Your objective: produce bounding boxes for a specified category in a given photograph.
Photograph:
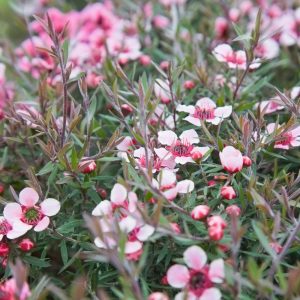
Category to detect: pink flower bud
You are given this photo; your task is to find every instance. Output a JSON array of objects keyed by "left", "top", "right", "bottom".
[
  {"left": 78, "top": 160, "right": 97, "bottom": 174},
  {"left": 219, "top": 146, "right": 243, "bottom": 173},
  {"left": 159, "top": 61, "right": 170, "bottom": 71},
  {"left": 208, "top": 225, "right": 224, "bottom": 241},
  {"left": 183, "top": 80, "right": 195, "bottom": 90},
  {"left": 226, "top": 205, "right": 241, "bottom": 216},
  {"left": 153, "top": 15, "right": 170, "bottom": 29},
  {"left": 18, "top": 238, "right": 35, "bottom": 252},
  {"left": 242, "top": 156, "right": 252, "bottom": 167},
  {"left": 270, "top": 242, "right": 283, "bottom": 254},
  {"left": 207, "top": 215, "right": 227, "bottom": 229},
  {"left": 208, "top": 180, "right": 217, "bottom": 187},
  {"left": 170, "top": 222, "right": 181, "bottom": 234},
  {"left": 0, "top": 184, "right": 4, "bottom": 194},
  {"left": 139, "top": 55, "right": 151, "bottom": 66},
  {"left": 229, "top": 8, "right": 240, "bottom": 22},
  {"left": 0, "top": 242, "right": 9, "bottom": 257},
  {"left": 97, "top": 188, "right": 107, "bottom": 199},
  {"left": 214, "top": 17, "right": 229, "bottom": 39},
  {"left": 221, "top": 186, "right": 237, "bottom": 200},
  {"left": 191, "top": 205, "right": 210, "bottom": 220},
  {"left": 192, "top": 151, "right": 203, "bottom": 162}
]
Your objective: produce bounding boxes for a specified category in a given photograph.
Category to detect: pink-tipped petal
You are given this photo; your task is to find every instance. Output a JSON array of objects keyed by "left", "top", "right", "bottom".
[
  {"left": 159, "top": 169, "right": 177, "bottom": 188},
  {"left": 19, "top": 187, "right": 39, "bottom": 207},
  {"left": 199, "top": 288, "right": 221, "bottom": 300},
  {"left": 177, "top": 104, "right": 195, "bottom": 114},
  {"left": 92, "top": 200, "right": 112, "bottom": 216},
  {"left": 3, "top": 203, "right": 22, "bottom": 221},
  {"left": 158, "top": 130, "right": 177, "bottom": 146},
  {"left": 125, "top": 241, "right": 142, "bottom": 254},
  {"left": 183, "top": 245, "right": 207, "bottom": 271},
  {"left": 167, "top": 264, "right": 190, "bottom": 288},
  {"left": 184, "top": 116, "right": 202, "bottom": 126},
  {"left": 40, "top": 198, "right": 60, "bottom": 216},
  {"left": 209, "top": 259, "right": 225, "bottom": 283},
  {"left": 136, "top": 225, "right": 154, "bottom": 241},
  {"left": 34, "top": 216, "right": 50, "bottom": 232},
  {"left": 179, "top": 129, "right": 199, "bottom": 144},
  {"left": 111, "top": 183, "right": 127, "bottom": 205},
  {"left": 196, "top": 97, "right": 216, "bottom": 110},
  {"left": 214, "top": 106, "right": 232, "bottom": 118},
  {"left": 177, "top": 180, "right": 194, "bottom": 194}
]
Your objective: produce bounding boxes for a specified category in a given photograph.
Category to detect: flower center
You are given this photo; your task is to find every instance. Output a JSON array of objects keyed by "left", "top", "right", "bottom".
[
  {"left": 193, "top": 107, "right": 215, "bottom": 120},
  {"left": 21, "top": 206, "right": 43, "bottom": 225},
  {"left": 168, "top": 140, "right": 193, "bottom": 157},
  {"left": 276, "top": 132, "right": 293, "bottom": 146},
  {"left": 188, "top": 269, "right": 213, "bottom": 297},
  {"left": 0, "top": 220, "right": 12, "bottom": 235}
]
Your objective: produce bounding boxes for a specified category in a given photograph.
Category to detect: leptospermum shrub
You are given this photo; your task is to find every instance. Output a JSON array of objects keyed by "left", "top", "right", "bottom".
[{"left": 0, "top": 0, "right": 300, "bottom": 299}]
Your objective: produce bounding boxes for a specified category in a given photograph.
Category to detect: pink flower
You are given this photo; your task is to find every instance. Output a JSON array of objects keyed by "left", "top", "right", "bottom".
[
  {"left": 156, "top": 129, "right": 210, "bottom": 165},
  {"left": 184, "top": 80, "right": 195, "bottom": 90},
  {"left": 3, "top": 188, "right": 60, "bottom": 235},
  {"left": 213, "top": 44, "right": 260, "bottom": 70},
  {"left": 226, "top": 205, "right": 241, "bottom": 217},
  {"left": 220, "top": 186, "right": 236, "bottom": 200},
  {"left": 167, "top": 245, "right": 224, "bottom": 300},
  {"left": 0, "top": 278, "right": 31, "bottom": 300},
  {"left": 267, "top": 123, "right": 300, "bottom": 150},
  {"left": 177, "top": 97, "right": 232, "bottom": 126},
  {"left": 139, "top": 54, "right": 151, "bottom": 66},
  {"left": 254, "top": 98, "right": 284, "bottom": 114},
  {"left": 219, "top": 146, "right": 243, "bottom": 173},
  {"left": 254, "top": 38, "right": 279, "bottom": 60},
  {"left": 191, "top": 205, "right": 210, "bottom": 220},
  {"left": 92, "top": 183, "right": 154, "bottom": 259},
  {"left": 153, "top": 170, "right": 194, "bottom": 201}
]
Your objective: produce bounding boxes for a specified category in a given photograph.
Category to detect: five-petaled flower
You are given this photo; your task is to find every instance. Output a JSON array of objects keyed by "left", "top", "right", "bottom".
[
  {"left": 3, "top": 187, "right": 60, "bottom": 236},
  {"left": 156, "top": 129, "right": 210, "bottom": 165},
  {"left": 177, "top": 97, "right": 232, "bottom": 126},
  {"left": 167, "top": 245, "right": 224, "bottom": 300}
]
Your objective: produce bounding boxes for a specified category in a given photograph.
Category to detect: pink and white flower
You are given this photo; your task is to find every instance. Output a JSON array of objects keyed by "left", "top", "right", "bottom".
[
  {"left": 213, "top": 44, "right": 260, "bottom": 70},
  {"left": 254, "top": 38, "right": 279, "bottom": 60},
  {"left": 219, "top": 146, "right": 243, "bottom": 173},
  {"left": 267, "top": 123, "right": 300, "bottom": 150},
  {"left": 167, "top": 245, "right": 224, "bottom": 300},
  {"left": 92, "top": 183, "right": 154, "bottom": 260},
  {"left": 177, "top": 97, "right": 232, "bottom": 126},
  {"left": 153, "top": 169, "right": 194, "bottom": 201},
  {"left": 3, "top": 187, "right": 60, "bottom": 235},
  {"left": 156, "top": 129, "right": 210, "bottom": 165},
  {"left": 254, "top": 97, "right": 284, "bottom": 114}
]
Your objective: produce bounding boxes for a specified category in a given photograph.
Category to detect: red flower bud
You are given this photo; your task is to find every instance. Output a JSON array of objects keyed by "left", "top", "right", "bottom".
[
  {"left": 78, "top": 160, "right": 96, "bottom": 174},
  {"left": 0, "top": 242, "right": 10, "bottom": 257},
  {"left": 121, "top": 104, "right": 134, "bottom": 117},
  {"left": 0, "top": 184, "right": 4, "bottom": 194},
  {"left": 208, "top": 180, "right": 217, "bottom": 187},
  {"left": 242, "top": 156, "right": 252, "bottom": 167},
  {"left": 192, "top": 151, "right": 203, "bottom": 162},
  {"left": 208, "top": 225, "right": 224, "bottom": 241},
  {"left": 97, "top": 188, "right": 107, "bottom": 199},
  {"left": 18, "top": 238, "right": 35, "bottom": 252}
]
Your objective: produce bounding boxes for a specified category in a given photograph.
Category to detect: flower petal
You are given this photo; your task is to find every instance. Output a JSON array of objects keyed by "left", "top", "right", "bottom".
[
  {"left": 183, "top": 245, "right": 207, "bottom": 271},
  {"left": 154, "top": 148, "right": 172, "bottom": 160},
  {"left": 184, "top": 116, "right": 201, "bottom": 126},
  {"left": 175, "top": 156, "right": 194, "bottom": 164},
  {"left": 119, "top": 216, "right": 137, "bottom": 233},
  {"left": 179, "top": 129, "right": 199, "bottom": 144},
  {"left": 214, "top": 106, "right": 232, "bottom": 119},
  {"left": 19, "top": 187, "right": 39, "bottom": 207},
  {"left": 196, "top": 97, "right": 216, "bottom": 110},
  {"left": 3, "top": 203, "right": 22, "bottom": 221},
  {"left": 209, "top": 259, "right": 225, "bottom": 283},
  {"left": 177, "top": 104, "right": 195, "bottom": 114},
  {"left": 136, "top": 225, "right": 154, "bottom": 241},
  {"left": 92, "top": 200, "right": 112, "bottom": 216},
  {"left": 158, "top": 130, "right": 177, "bottom": 146},
  {"left": 34, "top": 216, "right": 50, "bottom": 232},
  {"left": 159, "top": 169, "right": 177, "bottom": 188},
  {"left": 40, "top": 198, "right": 61, "bottom": 216},
  {"left": 177, "top": 180, "right": 194, "bottom": 194},
  {"left": 199, "top": 288, "right": 221, "bottom": 300},
  {"left": 111, "top": 183, "right": 127, "bottom": 205},
  {"left": 125, "top": 241, "right": 142, "bottom": 254},
  {"left": 167, "top": 264, "right": 190, "bottom": 288}
]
